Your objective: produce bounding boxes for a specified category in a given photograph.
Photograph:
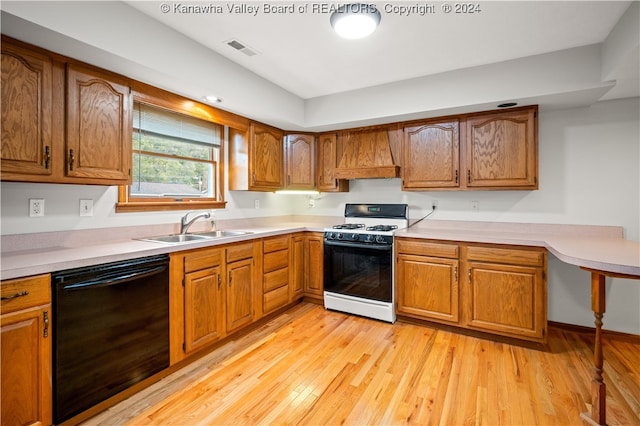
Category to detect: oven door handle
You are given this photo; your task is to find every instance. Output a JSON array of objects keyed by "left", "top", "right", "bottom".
[{"left": 324, "top": 241, "right": 393, "bottom": 251}]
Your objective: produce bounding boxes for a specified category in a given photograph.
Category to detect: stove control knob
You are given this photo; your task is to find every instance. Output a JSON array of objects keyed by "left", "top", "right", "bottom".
[
  {"left": 336, "top": 233, "right": 343, "bottom": 240},
  {"left": 375, "top": 235, "right": 385, "bottom": 244},
  {"left": 351, "top": 234, "right": 359, "bottom": 241},
  {"left": 364, "top": 234, "right": 374, "bottom": 243}
]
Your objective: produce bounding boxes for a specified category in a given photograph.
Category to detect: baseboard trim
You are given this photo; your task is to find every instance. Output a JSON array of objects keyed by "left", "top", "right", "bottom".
[{"left": 548, "top": 321, "right": 640, "bottom": 342}]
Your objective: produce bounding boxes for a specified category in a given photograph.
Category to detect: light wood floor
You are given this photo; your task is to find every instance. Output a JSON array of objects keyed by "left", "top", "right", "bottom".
[{"left": 84, "top": 303, "right": 639, "bottom": 425}]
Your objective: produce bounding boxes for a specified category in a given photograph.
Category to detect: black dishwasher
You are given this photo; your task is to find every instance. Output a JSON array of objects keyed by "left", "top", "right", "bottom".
[{"left": 52, "top": 255, "right": 169, "bottom": 424}]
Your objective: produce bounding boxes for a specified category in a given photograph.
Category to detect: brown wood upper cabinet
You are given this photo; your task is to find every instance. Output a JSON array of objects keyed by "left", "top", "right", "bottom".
[
  {"left": 65, "top": 63, "right": 132, "bottom": 183},
  {"left": 402, "top": 120, "right": 460, "bottom": 189},
  {"left": 465, "top": 107, "right": 537, "bottom": 189},
  {"left": 229, "top": 122, "right": 284, "bottom": 191},
  {"left": 284, "top": 133, "right": 316, "bottom": 190},
  {"left": 250, "top": 122, "right": 284, "bottom": 190},
  {"left": 1, "top": 39, "right": 53, "bottom": 179},
  {"left": 1, "top": 37, "right": 132, "bottom": 185},
  {"left": 316, "top": 133, "right": 349, "bottom": 192},
  {"left": 402, "top": 106, "right": 538, "bottom": 190}
]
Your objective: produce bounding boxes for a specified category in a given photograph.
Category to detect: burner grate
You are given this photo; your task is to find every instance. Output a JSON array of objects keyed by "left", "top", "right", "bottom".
[
  {"left": 332, "top": 223, "right": 365, "bottom": 230},
  {"left": 366, "top": 225, "right": 398, "bottom": 232}
]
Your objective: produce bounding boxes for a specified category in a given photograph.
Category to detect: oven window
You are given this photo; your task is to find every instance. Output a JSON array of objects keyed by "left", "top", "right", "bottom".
[{"left": 324, "top": 244, "right": 392, "bottom": 302}]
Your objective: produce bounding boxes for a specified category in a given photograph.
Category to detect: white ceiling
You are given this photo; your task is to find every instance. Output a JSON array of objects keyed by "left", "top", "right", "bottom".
[
  {"left": 126, "top": 1, "right": 633, "bottom": 99},
  {"left": 1, "top": 1, "right": 638, "bottom": 130}
]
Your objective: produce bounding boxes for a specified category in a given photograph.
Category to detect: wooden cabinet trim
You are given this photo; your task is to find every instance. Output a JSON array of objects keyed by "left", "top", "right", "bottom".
[
  {"left": 1, "top": 274, "right": 51, "bottom": 314},
  {"left": 263, "top": 236, "right": 290, "bottom": 253},
  {"left": 396, "top": 238, "right": 459, "bottom": 258},
  {"left": 184, "top": 248, "right": 223, "bottom": 273},
  {"left": 264, "top": 250, "right": 289, "bottom": 274},
  {"left": 226, "top": 242, "right": 255, "bottom": 263},
  {"left": 465, "top": 244, "right": 545, "bottom": 267}
]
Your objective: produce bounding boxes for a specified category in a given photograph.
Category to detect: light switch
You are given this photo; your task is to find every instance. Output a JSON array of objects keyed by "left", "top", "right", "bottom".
[{"left": 80, "top": 199, "right": 94, "bottom": 217}]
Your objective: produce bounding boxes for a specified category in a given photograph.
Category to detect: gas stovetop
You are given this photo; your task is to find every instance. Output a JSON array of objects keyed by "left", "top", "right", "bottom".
[{"left": 324, "top": 203, "right": 409, "bottom": 245}]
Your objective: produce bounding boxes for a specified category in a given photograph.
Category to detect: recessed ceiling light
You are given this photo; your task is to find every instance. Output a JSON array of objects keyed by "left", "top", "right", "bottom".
[
  {"left": 497, "top": 102, "right": 518, "bottom": 108},
  {"left": 204, "top": 95, "right": 222, "bottom": 104},
  {"left": 330, "top": 4, "right": 381, "bottom": 39}
]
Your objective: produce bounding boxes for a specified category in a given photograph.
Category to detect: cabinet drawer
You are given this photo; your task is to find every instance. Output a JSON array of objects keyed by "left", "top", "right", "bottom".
[
  {"left": 264, "top": 249, "right": 289, "bottom": 273},
  {"left": 466, "top": 245, "right": 545, "bottom": 267},
  {"left": 396, "top": 238, "right": 459, "bottom": 258},
  {"left": 1, "top": 274, "right": 51, "bottom": 313},
  {"left": 264, "top": 267, "right": 289, "bottom": 292},
  {"left": 184, "top": 248, "right": 222, "bottom": 273},
  {"left": 263, "top": 236, "right": 289, "bottom": 253},
  {"left": 263, "top": 285, "right": 289, "bottom": 313},
  {"left": 226, "top": 242, "right": 255, "bottom": 263}
]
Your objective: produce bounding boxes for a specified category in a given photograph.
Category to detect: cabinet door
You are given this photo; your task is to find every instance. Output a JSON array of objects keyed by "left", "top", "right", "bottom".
[
  {"left": 184, "top": 266, "right": 224, "bottom": 354},
  {"left": 250, "top": 122, "right": 284, "bottom": 190},
  {"left": 226, "top": 258, "right": 254, "bottom": 333},
  {"left": 316, "top": 133, "right": 348, "bottom": 192},
  {"left": 1, "top": 41, "right": 53, "bottom": 178},
  {"left": 285, "top": 134, "right": 315, "bottom": 189},
  {"left": 465, "top": 107, "right": 537, "bottom": 189},
  {"left": 465, "top": 261, "right": 546, "bottom": 341},
  {"left": 290, "top": 235, "right": 305, "bottom": 301},
  {"left": 403, "top": 121, "right": 459, "bottom": 189},
  {"left": 1, "top": 307, "right": 52, "bottom": 426},
  {"left": 304, "top": 234, "right": 324, "bottom": 299},
  {"left": 66, "top": 63, "right": 132, "bottom": 182},
  {"left": 396, "top": 254, "right": 459, "bottom": 323}
]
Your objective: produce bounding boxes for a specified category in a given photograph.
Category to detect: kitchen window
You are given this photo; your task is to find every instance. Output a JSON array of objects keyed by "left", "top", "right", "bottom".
[{"left": 117, "top": 96, "right": 226, "bottom": 212}]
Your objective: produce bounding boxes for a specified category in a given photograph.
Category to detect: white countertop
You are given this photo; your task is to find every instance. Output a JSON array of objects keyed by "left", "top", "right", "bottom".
[
  {"left": 396, "top": 220, "right": 640, "bottom": 276},
  {"left": 1, "top": 218, "right": 639, "bottom": 280}
]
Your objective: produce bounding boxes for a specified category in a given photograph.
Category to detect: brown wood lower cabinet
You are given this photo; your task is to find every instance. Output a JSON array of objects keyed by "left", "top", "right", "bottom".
[
  {"left": 170, "top": 240, "right": 259, "bottom": 364},
  {"left": 182, "top": 248, "right": 225, "bottom": 356},
  {"left": 303, "top": 232, "right": 324, "bottom": 302},
  {"left": 396, "top": 237, "right": 547, "bottom": 343},
  {"left": 1, "top": 274, "right": 52, "bottom": 426},
  {"left": 396, "top": 239, "right": 459, "bottom": 324},
  {"left": 463, "top": 244, "right": 547, "bottom": 342},
  {"left": 262, "top": 235, "right": 291, "bottom": 315},
  {"left": 290, "top": 233, "right": 305, "bottom": 301}
]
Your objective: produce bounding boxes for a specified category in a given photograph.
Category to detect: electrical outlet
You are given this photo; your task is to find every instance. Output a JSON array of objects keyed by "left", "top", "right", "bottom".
[
  {"left": 308, "top": 198, "right": 316, "bottom": 208},
  {"left": 80, "top": 199, "right": 94, "bottom": 217},
  {"left": 29, "top": 198, "right": 45, "bottom": 217},
  {"left": 472, "top": 200, "right": 479, "bottom": 212},
  {"left": 254, "top": 199, "right": 260, "bottom": 209},
  {"left": 432, "top": 200, "right": 438, "bottom": 209}
]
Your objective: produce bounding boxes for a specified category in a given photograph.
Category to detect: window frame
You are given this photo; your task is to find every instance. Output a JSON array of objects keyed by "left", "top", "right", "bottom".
[{"left": 116, "top": 84, "right": 239, "bottom": 213}]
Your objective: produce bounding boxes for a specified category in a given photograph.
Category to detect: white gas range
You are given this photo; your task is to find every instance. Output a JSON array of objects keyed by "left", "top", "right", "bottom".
[{"left": 323, "top": 204, "right": 409, "bottom": 323}]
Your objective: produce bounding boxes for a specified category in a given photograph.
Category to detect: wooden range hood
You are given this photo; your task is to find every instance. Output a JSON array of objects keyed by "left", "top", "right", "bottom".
[{"left": 333, "top": 125, "right": 401, "bottom": 179}]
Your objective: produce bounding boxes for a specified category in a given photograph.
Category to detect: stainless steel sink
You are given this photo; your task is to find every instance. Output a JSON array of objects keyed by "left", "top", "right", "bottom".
[
  {"left": 138, "top": 234, "right": 212, "bottom": 244},
  {"left": 191, "top": 230, "right": 252, "bottom": 238},
  {"left": 137, "top": 230, "right": 252, "bottom": 244}
]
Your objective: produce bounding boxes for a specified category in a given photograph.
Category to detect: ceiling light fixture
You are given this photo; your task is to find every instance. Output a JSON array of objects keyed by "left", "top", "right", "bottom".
[
  {"left": 204, "top": 95, "right": 222, "bottom": 104},
  {"left": 330, "top": 3, "right": 381, "bottom": 39}
]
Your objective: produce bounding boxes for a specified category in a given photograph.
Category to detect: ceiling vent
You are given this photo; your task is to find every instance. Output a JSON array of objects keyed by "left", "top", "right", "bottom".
[{"left": 225, "top": 39, "right": 258, "bottom": 57}]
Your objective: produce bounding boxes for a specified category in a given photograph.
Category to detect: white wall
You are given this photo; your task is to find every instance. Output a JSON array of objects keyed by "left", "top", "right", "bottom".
[{"left": 1, "top": 98, "right": 639, "bottom": 333}]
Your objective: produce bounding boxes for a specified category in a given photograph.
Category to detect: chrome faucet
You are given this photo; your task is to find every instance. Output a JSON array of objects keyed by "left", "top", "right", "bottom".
[{"left": 180, "top": 211, "right": 211, "bottom": 234}]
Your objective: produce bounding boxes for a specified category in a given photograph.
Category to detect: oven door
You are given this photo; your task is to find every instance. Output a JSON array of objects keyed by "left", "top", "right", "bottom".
[{"left": 323, "top": 240, "right": 392, "bottom": 302}]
